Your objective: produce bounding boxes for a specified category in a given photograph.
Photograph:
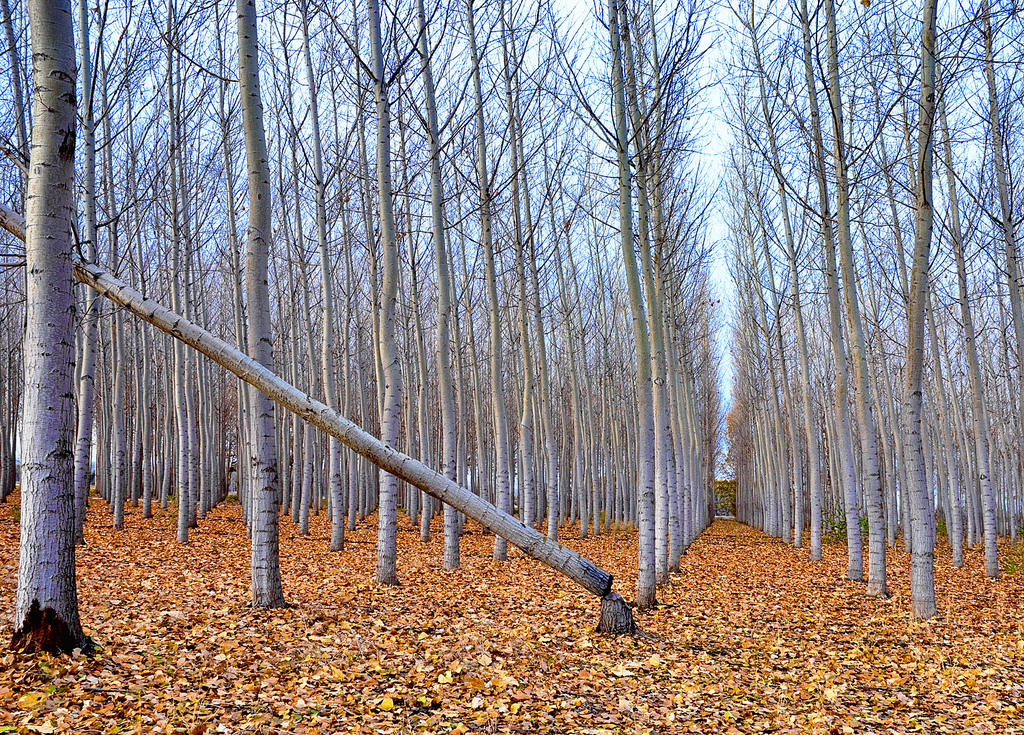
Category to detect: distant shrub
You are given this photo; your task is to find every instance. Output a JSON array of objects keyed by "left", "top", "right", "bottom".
[
  {"left": 822, "top": 510, "right": 868, "bottom": 544},
  {"left": 999, "top": 540, "right": 1024, "bottom": 575},
  {"left": 714, "top": 479, "right": 737, "bottom": 516}
]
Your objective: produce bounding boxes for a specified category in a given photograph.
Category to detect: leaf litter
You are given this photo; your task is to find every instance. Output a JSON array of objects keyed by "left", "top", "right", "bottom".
[{"left": 1, "top": 497, "right": 1022, "bottom": 734}]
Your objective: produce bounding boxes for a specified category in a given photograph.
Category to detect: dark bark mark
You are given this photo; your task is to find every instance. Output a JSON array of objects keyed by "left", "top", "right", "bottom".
[
  {"left": 58, "top": 129, "right": 75, "bottom": 161},
  {"left": 10, "top": 599, "right": 93, "bottom": 655}
]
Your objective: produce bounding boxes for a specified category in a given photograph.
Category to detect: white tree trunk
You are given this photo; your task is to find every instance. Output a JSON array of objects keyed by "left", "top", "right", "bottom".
[
  {"left": 466, "top": 0, "right": 513, "bottom": 561},
  {"left": 609, "top": 0, "right": 657, "bottom": 609},
  {"left": 65, "top": 255, "right": 635, "bottom": 625},
  {"left": 415, "top": 0, "right": 459, "bottom": 568},
  {"left": 298, "top": 0, "right": 345, "bottom": 552},
  {"left": 72, "top": 0, "right": 99, "bottom": 545},
  {"left": 798, "top": 0, "right": 863, "bottom": 581},
  {"left": 904, "top": 0, "right": 939, "bottom": 620},
  {"left": 11, "top": 0, "right": 89, "bottom": 655},
  {"left": 367, "top": 0, "right": 403, "bottom": 586},
  {"left": 237, "top": 0, "right": 284, "bottom": 608}
]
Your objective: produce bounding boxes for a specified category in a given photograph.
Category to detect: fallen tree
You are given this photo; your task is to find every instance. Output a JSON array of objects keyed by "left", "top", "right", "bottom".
[{"left": 0, "top": 204, "right": 638, "bottom": 634}]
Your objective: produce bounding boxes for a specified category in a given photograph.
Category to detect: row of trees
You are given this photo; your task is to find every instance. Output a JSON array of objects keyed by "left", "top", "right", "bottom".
[
  {"left": 0, "top": 0, "right": 722, "bottom": 651},
  {"left": 726, "top": 0, "right": 1019, "bottom": 619}
]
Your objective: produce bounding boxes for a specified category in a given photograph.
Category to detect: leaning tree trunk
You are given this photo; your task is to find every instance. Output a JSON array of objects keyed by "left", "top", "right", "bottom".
[
  {"left": 798, "top": 0, "right": 863, "bottom": 581},
  {"left": 237, "top": 0, "right": 284, "bottom": 609},
  {"left": 1, "top": 183, "right": 644, "bottom": 635},
  {"left": 36, "top": 236, "right": 635, "bottom": 632},
  {"left": 11, "top": 0, "right": 90, "bottom": 655},
  {"left": 749, "top": 10, "right": 818, "bottom": 553},
  {"left": 823, "top": 0, "right": 888, "bottom": 596}
]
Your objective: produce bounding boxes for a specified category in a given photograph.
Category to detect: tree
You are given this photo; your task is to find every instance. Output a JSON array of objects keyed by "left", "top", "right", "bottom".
[
  {"left": 903, "top": 0, "right": 938, "bottom": 620},
  {"left": 608, "top": 0, "right": 657, "bottom": 609},
  {"left": 367, "top": 0, "right": 404, "bottom": 587},
  {"left": 11, "top": 0, "right": 90, "bottom": 655},
  {"left": 414, "top": 0, "right": 459, "bottom": 569},
  {"left": 237, "top": 0, "right": 285, "bottom": 609}
]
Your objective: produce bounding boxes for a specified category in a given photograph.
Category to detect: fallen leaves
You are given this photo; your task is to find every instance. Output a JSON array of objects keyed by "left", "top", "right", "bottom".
[
  {"left": 16, "top": 692, "right": 46, "bottom": 710},
  {"left": 606, "top": 663, "right": 633, "bottom": 678},
  {"left": 0, "top": 498, "right": 1023, "bottom": 733}
]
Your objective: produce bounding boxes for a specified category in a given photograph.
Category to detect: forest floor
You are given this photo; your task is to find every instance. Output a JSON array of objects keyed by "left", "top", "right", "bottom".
[{"left": 1, "top": 495, "right": 1023, "bottom": 735}]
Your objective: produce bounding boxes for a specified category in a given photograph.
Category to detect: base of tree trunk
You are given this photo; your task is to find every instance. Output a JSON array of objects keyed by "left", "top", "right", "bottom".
[
  {"left": 596, "top": 593, "right": 640, "bottom": 635},
  {"left": 10, "top": 601, "right": 93, "bottom": 655}
]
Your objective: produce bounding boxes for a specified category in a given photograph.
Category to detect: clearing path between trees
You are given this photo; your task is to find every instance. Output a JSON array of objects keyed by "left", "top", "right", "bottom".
[{"left": 1, "top": 507, "right": 1022, "bottom": 733}]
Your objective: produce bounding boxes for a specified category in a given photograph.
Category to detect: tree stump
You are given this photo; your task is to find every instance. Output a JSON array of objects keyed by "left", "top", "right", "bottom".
[{"left": 596, "top": 592, "right": 638, "bottom": 635}]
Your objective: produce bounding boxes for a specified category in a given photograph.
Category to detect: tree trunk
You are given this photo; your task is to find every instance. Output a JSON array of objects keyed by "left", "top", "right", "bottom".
[
  {"left": 237, "top": 0, "right": 285, "bottom": 608},
  {"left": 61, "top": 251, "right": 634, "bottom": 628},
  {"left": 11, "top": 0, "right": 90, "bottom": 655},
  {"left": 466, "top": 0, "right": 513, "bottom": 562},
  {"left": 609, "top": 0, "right": 657, "bottom": 609},
  {"left": 367, "top": 0, "right": 403, "bottom": 587},
  {"left": 72, "top": 0, "right": 99, "bottom": 546},
  {"left": 416, "top": 0, "right": 459, "bottom": 568},
  {"left": 904, "top": 0, "right": 939, "bottom": 620},
  {"left": 799, "top": 0, "right": 863, "bottom": 581}
]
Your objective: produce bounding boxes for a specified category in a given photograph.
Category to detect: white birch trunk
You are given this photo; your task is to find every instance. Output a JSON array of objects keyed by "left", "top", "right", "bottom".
[
  {"left": 367, "top": 0, "right": 403, "bottom": 586},
  {"left": 12, "top": 0, "right": 89, "bottom": 654},
  {"left": 466, "top": 0, "right": 513, "bottom": 561},
  {"left": 609, "top": 0, "right": 657, "bottom": 609},
  {"left": 904, "top": 0, "right": 938, "bottom": 620},
  {"left": 237, "top": 0, "right": 284, "bottom": 607},
  {"left": 72, "top": 0, "right": 99, "bottom": 544}
]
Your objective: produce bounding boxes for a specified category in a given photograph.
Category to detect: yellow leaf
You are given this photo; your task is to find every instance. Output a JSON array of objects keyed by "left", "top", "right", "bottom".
[
  {"left": 18, "top": 692, "right": 46, "bottom": 710},
  {"left": 477, "top": 653, "right": 493, "bottom": 667},
  {"left": 824, "top": 688, "right": 838, "bottom": 702},
  {"left": 608, "top": 663, "right": 633, "bottom": 678},
  {"left": 378, "top": 697, "right": 394, "bottom": 711},
  {"left": 438, "top": 671, "right": 453, "bottom": 684}
]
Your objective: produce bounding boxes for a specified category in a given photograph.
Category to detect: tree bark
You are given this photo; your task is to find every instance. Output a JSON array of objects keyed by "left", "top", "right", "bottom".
[
  {"left": 62, "top": 252, "right": 631, "bottom": 623},
  {"left": 904, "top": 0, "right": 939, "bottom": 620},
  {"left": 466, "top": 0, "right": 513, "bottom": 562},
  {"left": 609, "top": 0, "right": 657, "bottom": 609},
  {"left": 415, "top": 0, "right": 459, "bottom": 568},
  {"left": 11, "top": 0, "right": 90, "bottom": 655},
  {"left": 237, "top": 0, "right": 285, "bottom": 608},
  {"left": 367, "top": 0, "right": 403, "bottom": 587}
]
